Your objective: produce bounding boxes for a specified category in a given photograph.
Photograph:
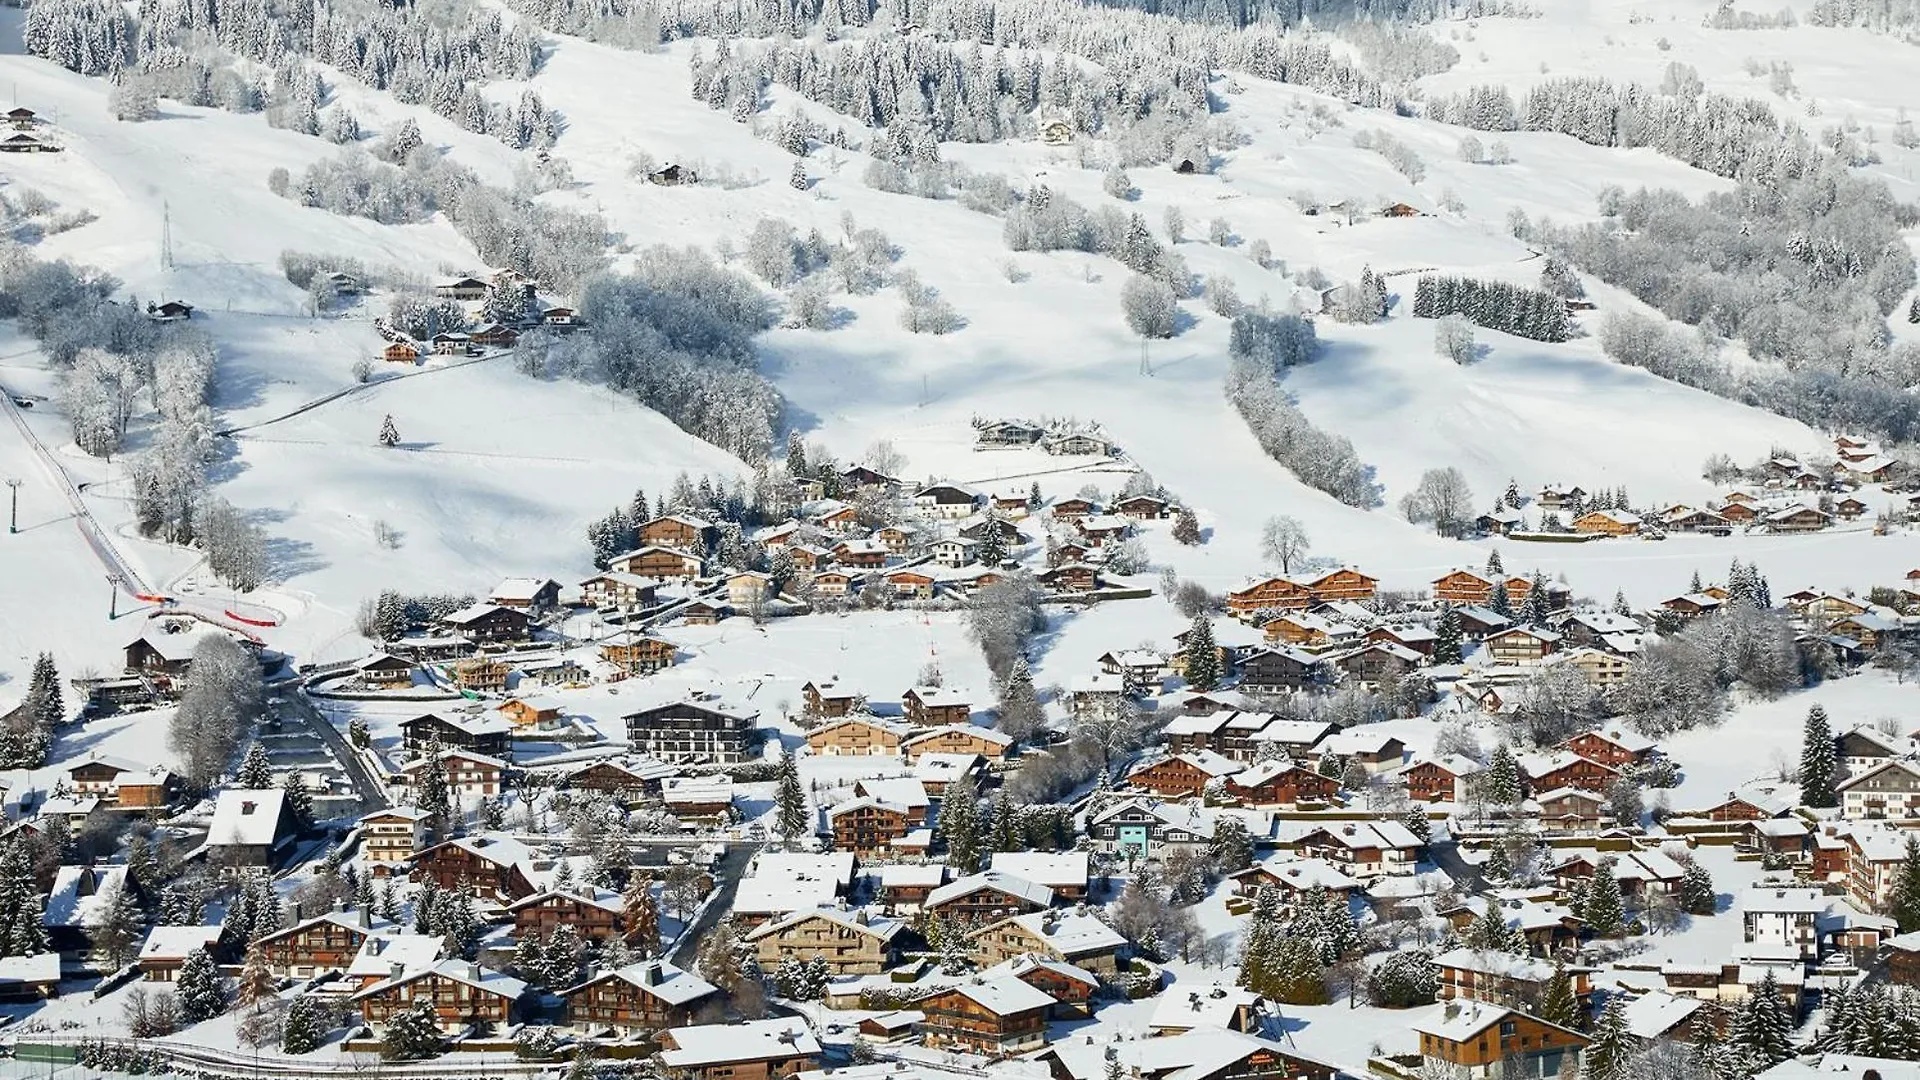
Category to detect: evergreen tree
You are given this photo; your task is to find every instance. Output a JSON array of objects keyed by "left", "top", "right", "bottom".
[
  {"left": 975, "top": 517, "right": 1009, "bottom": 567},
  {"left": 349, "top": 717, "right": 370, "bottom": 748},
  {"left": 1611, "top": 589, "right": 1632, "bottom": 617},
  {"left": 1237, "top": 887, "right": 1284, "bottom": 995},
  {"left": 1892, "top": 835, "right": 1920, "bottom": 933},
  {"left": 282, "top": 994, "right": 328, "bottom": 1054},
  {"left": 1466, "top": 902, "right": 1519, "bottom": 952},
  {"left": 1172, "top": 508, "right": 1202, "bottom": 545},
  {"left": 1539, "top": 963, "right": 1583, "bottom": 1030},
  {"left": 237, "top": 743, "right": 274, "bottom": 789},
  {"left": 1399, "top": 805, "right": 1432, "bottom": 845},
  {"left": 381, "top": 997, "right": 446, "bottom": 1060},
  {"left": 415, "top": 742, "right": 453, "bottom": 836},
  {"left": 773, "top": 748, "right": 808, "bottom": 848},
  {"left": 1433, "top": 603, "right": 1463, "bottom": 664},
  {"left": 281, "top": 771, "right": 314, "bottom": 833},
  {"left": 94, "top": 878, "right": 145, "bottom": 968},
  {"left": 1520, "top": 571, "right": 1552, "bottom": 624},
  {"left": 1028, "top": 482, "right": 1043, "bottom": 513},
  {"left": 1584, "top": 996, "right": 1632, "bottom": 1080},
  {"left": 1489, "top": 579, "right": 1514, "bottom": 619},
  {"left": 1678, "top": 857, "right": 1717, "bottom": 916},
  {"left": 1689, "top": 1011, "right": 1729, "bottom": 1079},
  {"left": 1486, "top": 549, "right": 1504, "bottom": 575},
  {"left": 5, "top": 652, "right": 60, "bottom": 765},
  {"left": 1270, "top": 935, "right": 1328, "bottom": 1005},
  {"left": 1209, "top": 817, "right": 1254, "bottom": 872},
  {"left": 378, "top": 414, "right": 401, "bottom": 447},
  {"left": 1582, "top": 859, "right": 1625, "bottom": 936},
  {"left": 998, "top": 657, "right": 1041, "bottom": 740},
  {"left": 0, "top": 840, "right": 48, "bottom": 956},
  {"left": 937, "top": 770, "right": 984, "bottom": 872},
  {"left": 1183, "top": 616, "right": 1222, "bottom": 690},
  {"left": 1799, "top": 705, "right": 1837, "bottom": 809},
  {"left": 1731, "top": 972, "right": 1793, "bottom": 1069},
  {"left": 1485, "top": 744, "right": 1522, "bottom": 805},
  {"left": 1504, "top": 478, "right": 1522, "bottom": 508},
  {"left": 177, "top": 947, "right": 227, "bottom": 1023}
]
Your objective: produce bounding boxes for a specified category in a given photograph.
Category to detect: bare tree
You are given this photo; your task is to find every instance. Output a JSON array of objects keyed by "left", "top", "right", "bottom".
[
  {"left": 1260, "top": 515, "right": 1310, "bottom": 573},
  {"left": 1399, "top": 468, "right": 1475, "bottom": 538}
]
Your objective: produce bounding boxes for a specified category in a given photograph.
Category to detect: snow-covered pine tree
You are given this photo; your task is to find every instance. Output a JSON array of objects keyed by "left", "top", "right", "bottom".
[
  {"left": 381, "top": 996, "right": 446, "bottom": 1060},
  {"left": 280, "top": 771, "right": 314, "bottom": 832},
  {"left": 237, "top": 743, "right": 274, "bottom": 789},
  {"left": 281, "top": 993, "right": 328, "bottom": 1054},
  {"left": 1677, "top": 856, "right": 1716, "bottom": 916},
  {"left": 1731, "top": 971, "right": 1793, "bottom": 1069},
  {"left": 1584, "top": 996, "right": 1632, "bottom": 1080},
  {"left": 177, "top": 947, "right": 227, "bottom": 1022},
  {"left": 1485, "top": 744, "right": 1522, "bottom": 805},
  {"left": 1183, "top": 616, "right": 1222, "bottom": 690},
  {"left": 1581, "top": 858, "right": 1625, "bottom": 936},
  {"left": 1892, "top": 835, "right": 1920, "bottom": 933},
  {"left": 1799, "top": 704, "right": 1838, "bottom": 809},
  {"left": 1539, "top": 962, "right": 1583, "bottom": 1030},
  {"left": 378, "top": 414, "right": 401, "bottom": 447},
  {"left": 1487, "top": 549, "right": 1505, "bottom": 575},
  {"left": 1433, "top": 603, "right": 1464, "bottom": 664},
  {"left": 1489, "top": 580, "right": 1514, "bottom": 619},
  {"left": 773, "top": 748, "right": 808, "bottom": 848}
]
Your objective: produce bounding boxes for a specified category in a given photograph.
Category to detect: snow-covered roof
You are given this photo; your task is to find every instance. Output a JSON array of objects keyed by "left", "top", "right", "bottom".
[
  {"left": 914, "top": 752, "right": 983, "bottom": 781},
  {"left": 208, "top": 788, "right": 288, "bottom": 848},
  {"left": 982, "top": 952, "right": 1099, "bottom": 988},
  {"left": 345, "top": 932, "right": 445, "bottom": 981},
  {"left": 1149, "top": 982, "right": 1262, "bottom": 1031},
  {"left": 571, "top": 960, "right": 718, "bottom": 1005},
  {"left": 661, "top": 775, "right": 735, "bottom": 806},
  {"left": 1621, "top": 990, "right": 1705, "bottom": 1040},
  {"left": 1837, "top": 759, "right": 1920, "bottom": 793},
  {"left": 927, "top": 871, "right": 1052, "bottom": 910},
  {"left": 943, "top": 974, "right": 1056, "bottom": 1015},
  {"left": 992, "top": 909, "right": 1128, "bottom": 956},
  {"left": 660, "top": 1019, "right": 821, "bottom": 1066},
  {"left": 1248, "top": 718, "right": 1336, "bottom": 746},
  {"left": 0, "top": 952, "right": 60, "bottom": 986},
  {"left": 854, "top": 778, "right": 929, "bottom": 809},
  {"left": 1304, "top": 820, "right": 1423, "bottom": 851},
  {"left": 1736, "top": 886, "right": 1832, "bottom": 916},
  {"left": 138, "top": 925, "right": 223, "bottom": 962},
  {"left": 1234, "top": 855, "right": 1360, "bottom": 892},
  {"left": 354, "top": 958, "right": 527, "bottom": 1001},
  {"left": 987, "top": 851, "right": 1090, "bottom": 891},
  {"left": 1313, "top": 729, "right": 1403, "bottom": 757},
  {"left": 489, "top": 577, "right": 556, "bottom": 602},
  {"left": 903, "top": 685, "right": 978, "bottom": 708},
  {"left": 1045, "top": 1030, "right": 1333, "bottom": 1080},
  {"left": 1433, "top": 947, "right": 1554, "bottom": 982},
  {"left": 876, "top": 864, "right": 947, "bottom": 887}
]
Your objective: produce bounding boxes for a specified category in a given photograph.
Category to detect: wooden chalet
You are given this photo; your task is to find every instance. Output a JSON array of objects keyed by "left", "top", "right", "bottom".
[
  {"left": 384, "top": 341, "right": 421, "bottom": 364},
  {"left": 602, "top": 636, "right": 678, "bottom": 676},
  {"left": 902, "top": 687, "right": 976, "bottom": 727},
  {"left": 827, "top": 797, "right": 912, "bottom": 855},
  {"left": 1115, "top": 494, "right": 1173, "bottom": 519},
  {"left": 1400, "top": 756, "right": 1483, "bottom": 804},
  {"left": 969, "top": 909, "right": 1128, "bottom": 976},
  {"left": 438, "top": 603, "right": 531, "bottom": 644},
  {"left": 358, "top": 652, "right": 416, "bottom": 688},
  {"left": 1237, "top": 646, "right": 1322, "bottom": 694},
  {"left": 580, "top": 572, "right": 660, "bottom": 611},
  {"left": 563, "top": 960, "right": 719, "bottom": 1036},
  {"left": 1414, "top": 1006, "right": 1586, "bottom": 1080},
  {"left": 400, "top": 749, "right": 505, "bottom": 799},
  {"left": 360, "top": 807, "right": 428, "bottom": 865},
  {"left": 916, "top": 977, "right": 1053, "bottom": 1055},
  {"left": 1126, "top": 752, "right": 1239, "bottom": 800},
  {"left": 806, "top": 714, "right": 905, "bottom": 756},
  {"left": 743, "top": 908, "right": 902, "bottom": 974},
  {"left": 926, "top": 871, "right": 1054, "bottom": 923},
  {"left": 902, "top": 724, "right": 1012, "bottom": 763},
  {"left": 1226, "top": 576, "right": 1315, "bottom": 618},
  {"left": 410, "top": 834, "right": 536, "bottom": 901},
  {"left": 1484, "top": 626, "right": 1562, "bottom": 665},
  {"left": 801, "top": 680, "right": 866, "bottom": 720},
  {"left": 1432, "top": 570, "right": 1537, "bottom": 607},
  {"left": 1039, "top": 562, "right": 1100, "bottom": 592},
  {"left": 657, "top": 1019, "right": 819, "bottom": 1080},
  {"left": 1520, "top": 751, "right": 1619, "bottom": 795},
  {"left": 400, "top": 712, "right": 511, "bottom": 755},
  {"left": 256, "top": 910, "right": 382, "bottom": 978},
  {"left": 353, "top": 959, "right": 526, "bottom": 1033},
  {"left": 509, "top": 888, "right": 625, "bottom": 944},
  {"left": 1572, "top": 509, "right": 1641, "bottom": 536},
  {"left": 565, "top": 760, "right": 661, "bottom": 803},
  {"left": 1222, "top": 760, "right": 1339, "bottom": 808},
  {"left": 607, "top": 546, "right": 703, "bottom": 579},
  {"left": 623, "top": 699, "right": 757, "bottom": 763},
  {"left": 1562, "top": 729, "right": 1657, "bottom": 770}
]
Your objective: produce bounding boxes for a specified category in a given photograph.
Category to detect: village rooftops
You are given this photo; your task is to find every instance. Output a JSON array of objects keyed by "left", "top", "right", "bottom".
[
  {"left": 45, "top": 866, "right": 128, "bottom": 928},
  {"left": 1148, "top": 982, "right": 1264, "bottom": 1032},
  {"left": 138, "top": 925, "right": 223, "bottom": 964},
  {"left": 1044, "top": 1030, "right": 1337, "bottom": 1080},
  {"left": 1433, "top": 946, "right": 1556, "bottom": 982},
  {"left": 987, "top": 851, "right": 1091, "bottom": 891},
  {"left": 352, "top": 957, "right": 528, "bottom": 1001},
  {"left": 490, "top": 577, "right": 558, "bottom": 604},
  {"left": 995, "top": 909, "right": 1128, "bottom": 955},
  {"left": 926, "top": 870, "right": 1053, "bottom": 910},
  {"left": 439, "top": 602, "right": 521, "bottom": 626},
  {"left": 344, "top": 933, "right": 445, "bottom": 982},
  {"left": 1234, "top": 855, "right": 1361, "bottom": 892},
  {"left": 1620, "top": 990, "right": 1705, "bottom": 1040},
  {"left": 750, "top": 852, "right": 858, "bottom": 889},
  {"left": 876, "top": 863, "right": 947, "bottom": 888},
  {"left": 659, "top": 1018, "right": 821, "bottom": 1067},
  {"left": 208, "top": 788, "right": 288, "bottom": 847},
  {"left": 565, "top": 959, "right": 718, "bottom": 1005},
  {"left": 946, "top": 974, "right": 1056, "bottom": 1014}
]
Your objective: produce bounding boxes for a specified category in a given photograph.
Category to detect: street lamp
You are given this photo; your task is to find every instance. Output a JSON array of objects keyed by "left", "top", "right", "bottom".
[
  {"left": 5, "top": 477, "right": 18, "bottom": 533},
  {"left": 106, "top": 573, "right": 123, "bottom": 620}
]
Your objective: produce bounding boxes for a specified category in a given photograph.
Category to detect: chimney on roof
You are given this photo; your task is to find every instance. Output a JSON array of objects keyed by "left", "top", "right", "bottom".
[
  {"left": 467, "top": 961, "right": 481, "bottom": 983},
  {"left": 389, "top": 961, "right": 405, "bottom": 982},
  {"left": 642, "top": 961, "right": 662, "bottom": 986},
  {"left": 292, "top": 901, "right": 303, "bottom": 922}
]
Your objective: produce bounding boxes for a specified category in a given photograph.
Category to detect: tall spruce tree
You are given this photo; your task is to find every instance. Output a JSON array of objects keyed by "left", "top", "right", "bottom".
[
  {"left": 773, "top": 748, "right": 808, "bottom": 848},
  {"left": 1485, "top": 744, "right": 1522, "bottom": 805},
  {"left": 1892, "top": 835, "right": 1920, "bottom": 933},
  {"left": 177, "top": 947, "right": 227, "bottom": 1022},
  {"left": 1183, "top": 616, "right": 1222, "bottom": 690},
  {"left": 938, "top": 770, "right": 984, "bottom": 872},
  {"left": 1731, "top": 971, "right": 1793, "bottom": 1069},
  {"left": 282, "top": 994, "right": 328, "bottom": 1054},
  {"left": 1433, "top": 603, "right": 1464, "bottom": 664},
  {"left": 0, "top": 840, "right": 48, "bottom": 956},
  {"left": 1489, "top": 580, "right": 1514, "bottom": 619},
  {"left": 1520, "top": 571, "right": 1552, "bottom": 624},
  {"left": 1539, "top": 962, "right": 1583, "bottom": 1030},
  {"left": 237, "top": 743, "right": 274, "bottom": 789},
  {"left": 382, "top": 997, "right": 446, "bottom": 1060},
  {"left": 1584, "top": 996, "right": 1632, "bottom": 1080},
  {"left": 1677, "top": 857, "right": 1717, "bottom": 916},
  {"left": 1582, "top": 858, "right": 1625, "bottom": 937},
  {"left": 1799, "top": 705, "right": 1838, "bottom": 808},
  {"left": 281, "top": 771, "right": 315, "bottom": 833}
]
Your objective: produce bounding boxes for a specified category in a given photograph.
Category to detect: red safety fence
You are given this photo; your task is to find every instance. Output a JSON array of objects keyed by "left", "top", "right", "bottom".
[{"left": 225, "top": 609, "right": 279, "bottom": 627}]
